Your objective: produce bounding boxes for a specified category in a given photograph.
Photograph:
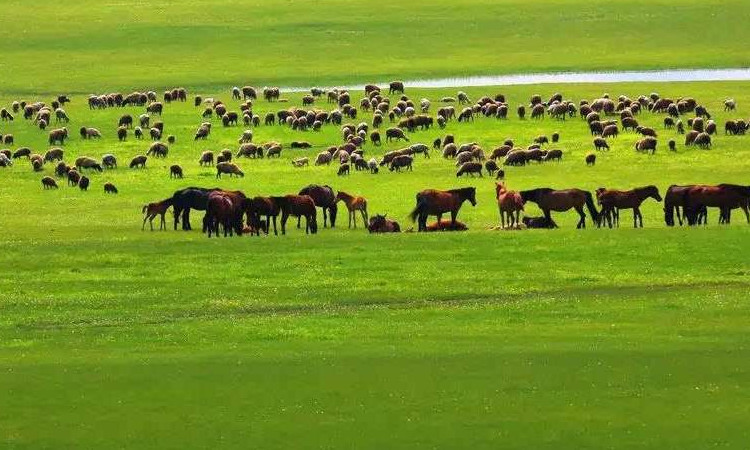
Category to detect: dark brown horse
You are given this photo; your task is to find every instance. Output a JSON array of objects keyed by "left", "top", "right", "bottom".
[
  {"left": 205, "top": 190, "right": 245, "bottom": 237},
  {"left": 242, "top": 196, "right": 281, "bottom": 235},
  {"left": 664, "top": 185, "right": 706, "bottom": 226},
  {"left": 519, "top": 188, "right": 599, "bottom": 228},
  {"left": 408, "top": 187, "right": 476, "bottom": 232},
  {"left": 298, "top": 184, "right": 337, "bottom": 228},
  {"left": 271, "top": 195, "right": 318, "bottom": 234},
  {"left": 683, "top": 184, "right": 750, "bottom": 225},
  {"left": 597, "top": 185, "right": 662, "bottom": 228},
  {"left": 171, "top": 187, "right": 220, "bottom": 231}
]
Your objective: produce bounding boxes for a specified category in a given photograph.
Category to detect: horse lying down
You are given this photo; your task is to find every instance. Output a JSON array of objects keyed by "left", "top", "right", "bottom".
[{"left": 522, "top": 216, "right": 558, "bottom": 229}]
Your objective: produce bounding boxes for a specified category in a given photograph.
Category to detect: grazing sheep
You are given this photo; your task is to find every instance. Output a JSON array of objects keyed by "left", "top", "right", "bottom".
[
  {"left": 170, "top": 165, "right": 183, "bottom": 178},
  {"left": 104, "top": 182, "right": 118, "bottom": 194},
  {"left": 593, "top": 137, "right": 609, "bottom": 151},
  {"left": 31, "top": 159, "right": 43, "bottom": 172},
  {"left": 684, "top": 130, "right": 699, "bottom": 146},
  {"left": 533, "top": 135, "right": 549, "bottom": 145},
  {"left": 504, "top": 151, "right": 527, "bottom": 166},
  {"left": 585, "top": 153, "right": 596, "bottom": 166},
  {"left": 147, "top": 142, "right": 169, "bottom": 158},
  {"left": 635, "top": 137, "right": 657, "bottom": 154},
  {"left": 216, "top": 162, "right": 244, "bottom": 178},
  {"left": 456, "top": 162, "right": 483, "bottom": 177},
  {"left": 266, "top": 145, "right": 282, "bottom": 158},
  {"left": 484, "top": 159, "right": 499, "bottom": 175},
  {"left": 602, "top": 124, "right": 619, "bottom": 139},
  {"left": 544, "top": 149, "right": 563, "bottom": 161},
  {"left": 668, "top": 139, "right": 676, "bottom": 151},
  {"left": 551, "top": 132, "right": 560, "bottom": 143},
  {"left": 79, "top": 176, "right": 90, "bottom": 191},
  {"left": 118, "top": 114, "right": 133, "bottom": 128},
  {"left": 146, "top": 102, "right": 163, "bottom": 115},
  {"left": 3, "top": 134, "right": 13, "bottom": 145},
  {"left": 199, "top": 150, "right": 214, "bottom": 166},
  {"left": 389, "top": 155, "right": 413, "bottom": 172},
  {"left": 291, "top": 141, "right": 312, "bottom": 149},
  {"left": 694, "top": 132, "right": 711, "bottom": 149},
  {"left": 337, "top": 163, "right": 350, "bottom": 176},
  {"left": 676, "top": 120, "right": 685, "bottom": 134},
  {"left": 75, "top": 156, "right": 103, "bottom": 172},
  {"left": 80, "top": 127, "right": 101, "bottom": 139},
  {"left": 67, "top": 169, "right": 81, "bottom": 186},
  {"left": 13, "top": 147, "right": 31, "bottom": 159},
  {"left": 44, "top": 148, "right": 64, "bottom": 162},
  {"left": 385, "top": 127, "right": 409, "bottom": 142},
  {"left": 41, "top": 176, "right": 58, "bottom": 189},
  {"left": 724, "top": 98, "right": 736, "bottom": 111},
  {"left": 130, "top": 155, "right": 148, "bottom": 168},
  {"left": 315, "top": 151, "right": 332, "bottom": 165},
  {"left": 117, "top": 126, "right": 128, "bottom": 141},
  {"left": 102, "top": 154, "right": 117, "bottom": 169},
  {"left": 149, "top": 127, "right": 162, "bottom": 140},
  {"left": 48, "top": 128, "right": 68, "bottom": 145},
  {"left": 238, "top": 130, "right": 253, "bottom": 144},
  {"left": 167, "top": 135, "right": 176, "bottom": 144},
  {"left": 367, "top": 158, "right": 379, "bottom": 174},
  {"left": 53, "top": 161, "right": 68, "bottom": 176},
  {"left": 134, "top": 127, "right": 143, "bottom": 139},
  {"left": 389, "top": 81, "right": 405, "bottom": 94}
]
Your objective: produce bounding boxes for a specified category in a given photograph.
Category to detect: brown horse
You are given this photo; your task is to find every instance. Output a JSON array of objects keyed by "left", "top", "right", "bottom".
[
  {"left": 495, "top": 182, "right": 524, "bottom": 229},
  {"left": 368, "top": 214, "right": 401, "bottom": 233},
  {"left": 664, "top": 185, "right": 706, "bottom": 226},
  {"left": 597, "top": 185, "right": 662, "bottom": 228},
  {"left": 142, "top": 198, "right": 173, "bottom": 231},
  {"left": 271, "top": 195, "right": 318, "bottom": 234},
  {"left": 205, "top": 190, "right": 245, "bottom": 237},
  {"left": 335, "top": 191, "right": 368, "bottom": 228},
  {"left": 683, "top": 184, "right": 750, "bottom": 225},
  {"left": 519, "top": 188, "right": 599, "bottom": 228},
  {"left": 408, "top": 187, "right": 476, "bottom": 232},
  {"left": 298, "top": 184, "right": 337, "bottom": 228},
  {"left": 242, "top": 196, "right": 281, "bottom": 235}
]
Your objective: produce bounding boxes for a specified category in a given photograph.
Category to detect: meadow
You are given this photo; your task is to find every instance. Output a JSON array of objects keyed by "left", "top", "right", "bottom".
[
  {"left": 0, "top": 0, "right": 749, "bottom": 94},
  {"left": 2, "top": 0, "right": 750, "bottom": 446},
  {"left": 1, "top": 79, "right": 750, "bottom": 448}
]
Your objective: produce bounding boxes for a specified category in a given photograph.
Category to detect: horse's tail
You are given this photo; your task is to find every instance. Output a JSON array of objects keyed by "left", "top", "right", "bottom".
[
  {"left": 584, "top": 191, "right": 600, "bottom": 224},
  {"left": 408, "top": 197, "right": 425, "bottom": 222}
]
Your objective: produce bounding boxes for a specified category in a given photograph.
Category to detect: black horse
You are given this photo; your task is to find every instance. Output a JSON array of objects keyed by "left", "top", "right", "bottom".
[
  {"left": 171, "top": 187, "right": 220, "bottom": 231},
  {"left": 298, "top": 184, "right": 338, "bottom": 228}
]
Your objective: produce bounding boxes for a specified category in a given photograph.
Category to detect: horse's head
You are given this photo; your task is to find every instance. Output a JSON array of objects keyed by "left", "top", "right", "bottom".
[
  {"left": 649, "top": 185, "right": 663, "bottom": 202},
  {"left": 494, "top": 182, "right": 505, "bottom": 199},
  {"left": 467, "top": 187, "right": 477, "bottom": 206}
]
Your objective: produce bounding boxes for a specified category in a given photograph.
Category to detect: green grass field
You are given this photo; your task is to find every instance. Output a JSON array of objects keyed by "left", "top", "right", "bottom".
[
  {"left": 2, "top": 0, "right": 750, "bottom": 447},
  {"left": 0, "top": 0, "right": 749, "bottom": 94},
  {"left": 2, "top": 80, "right": 750, "bottom": 448}
]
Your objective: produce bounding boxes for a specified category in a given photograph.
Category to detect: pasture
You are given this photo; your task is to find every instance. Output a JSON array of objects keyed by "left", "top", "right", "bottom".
[
  {"left": 1, "top": 0, "right": 750, "bottom": 94},
  {"left": 2, "top": 78, "right": 750, "bottom": 448}
]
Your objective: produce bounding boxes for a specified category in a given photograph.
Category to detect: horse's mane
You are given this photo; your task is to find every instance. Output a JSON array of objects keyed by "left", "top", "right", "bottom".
[
  {"left": 447, "top": 186, "right": 475, "bottom": 195},
  {"left": 520, "top": 187, "right": 554, "bottom": 196}
]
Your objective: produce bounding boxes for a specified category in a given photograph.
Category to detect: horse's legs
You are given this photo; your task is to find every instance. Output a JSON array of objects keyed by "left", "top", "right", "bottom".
[
  {"left": 160, "top": 213, "right": 166, "bottom": 230},
  {"left": 450, "top": 210, "right": 457, "bottom": 227},
  {"left": 514, "top": 210, "right": 521, "bottom": 228},
  {"left": 676, "top": 207, "right": 683, "bottom": 226},
  {"left": 361, "top": 208, "right": 368, "bottom": 227},
  {"left": 271, "top": 215, "right": 278, "bottom": 236},
  {"left": 281, "top": 213, "right": 288, "bottom": 235},
  {"left": 499, "top": 207, "right": 505, "bottom": 229},
  {"left": 742, "top": 204, "right": 750, "bottom": 224},
  {"left": 633, "top": 207, "right": 642, "bottom": 228},
  {"left": 142, "top": 214, "right": 148, "bottom": 231},
  {"left": 575, "top": 205, "right": 586, "bottom": 229},
  {"left": 173, "top": 206, "right": 181, "bottom": 230},
  {"left": 184, "top": 209, "right": 192, "bottom": 231},
  {"left": 297, "top": 216, "right": 301, "bottom": 229}
]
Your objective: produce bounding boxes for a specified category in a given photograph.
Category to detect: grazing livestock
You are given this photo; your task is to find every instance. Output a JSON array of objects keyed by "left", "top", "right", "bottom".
[
  {"left": 216, "top": 162, "right": 244, "bottom": 178},
  {"left": 147, "top": 142, "right": 169, "bottom": 158},
  {"left": 41, "top": 176, "right": 58, "bottom": 189},
  {"left": 385, "top": 127, "right": 409, "bottom": 142},
  {"left": 142, "top": 198, "right": 173, "bottom": 231},
  {"left": 597, "top": 185, "right": 662, "bottom": 228},
  {"left": 292, "top": 157, "right": 309, "bottom": 167},
  {"left": 389, "top": 81, "right": 405, "bottom": 94},
  {"left": 409, "top": 187, "right": 476, "bottom": 232},
  {"left": 389, "top": 155, "right": 414, "bottom": 172},
  {"left": 78, "top": 176, "right": 90, "bottom": 191},
  {"left": 104, "top": 182, "right": 118, "bottom": 194},
  {"left": 484, "top": 159, "right": 499, "bottom": 176},
  {"left": 585, "top": 153, "right": 596, "bottom": 166},
  {"left": 130, "top": 155, "right": 148, "bottom": 168},
  {"left": 102, "top": 154, "right": 117, "bottom": 169},
  {"left": 13, "top": 147, "right": 31, "bottom": 159},
  {"left": 44, "top": 148, "right": 64, "bottom": 162},
  {"left": 75, "top": 156, "right": 103, "bottom": 172},
  {"left": 199, "top": 150, "right": 214, "bottom": 166},
  {"left": 271, "top": 195, "right": 318, "bottom": 235},
  {"left": 593, "top": 137, "right": 610, "bottom": 151},
  {"left": 522, "top": 216, "right": 558, "bottom": 229},
  {"left": 170, "top": 165, "right": 183, "bottom": 178},
  {"left": 335, "top": 191, "right": 368, "bottom": 228},
  {"left": 520, "top": 188, "right": 599, "bottom": 229},
  {"left": 668, "top": 139, "right": 676, "bottom": 151},
  {"left": 635, "top": 137, "right": 657, "bottom": 154},
  {"left": 48, "top": 128, "right": 68, "bottom": 145},
  {"left": 67, "top": 170, "right": 81, "bottom": 186},
  {"left": 337, "top": 163, "right": 350, "bottom": 176},
  {"left": 456, "top": 162, "right": 483, "bottom": 177},
  {"left": 291, "top": 141, "right": 312, "bottom": 149},
  {"left": 80, "top": 127, "right": 101, "bottom": 139}
]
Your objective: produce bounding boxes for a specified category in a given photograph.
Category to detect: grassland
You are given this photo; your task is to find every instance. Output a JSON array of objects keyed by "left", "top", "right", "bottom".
[
  {"left": 1, "top": 78, "right": 750, "bottom": 448},
  {"left": 0, "top": 0, "right": 749, "bottom": 94}
]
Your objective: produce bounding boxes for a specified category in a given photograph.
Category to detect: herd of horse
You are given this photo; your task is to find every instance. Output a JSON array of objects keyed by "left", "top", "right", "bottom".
[{"left": 141, "top": 182, "right": 750, "bottom": 237}]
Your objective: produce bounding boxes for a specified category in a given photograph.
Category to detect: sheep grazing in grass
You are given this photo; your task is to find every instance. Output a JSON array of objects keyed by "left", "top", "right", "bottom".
[
  {"left": 724, "top": 98, "right": 736, "bottom": 111},
  {"left": 593, "top": 137, "right": 609, "bottom": 151},
  {"left": 635, "top": 137, "right": 657, "bottom": 154},
  {"left": 668, "top": 139, "right": 676, "bottom": 151},
  {"left": 104, "top": 182, "right": 118, "bottom": 194},
  {"left": 585, "top": 153, "right": 596, "bottom": 166},
  {"left": 170, "top": 165, "right": 183, "bottom": 178},
  {"left": 216, "top": 162, "right": 244, "bottom": 178},
  {"left": 292, "top": 157, "right": 309, "bottom": 167},
  {"left": 456, "top": 162, "right": 483, "bottom": 177},
  {"left": 79, "top": 176, "right": 90, "bottom": 191},
  {"left": 80, "top": 127, "right": 101, "bottom": 139},
  {"left": 130, "top": 155, "right": 147, "bottom": 169},
  {"left": 41, "top": 176, "right": 58, "bottom": 189}
]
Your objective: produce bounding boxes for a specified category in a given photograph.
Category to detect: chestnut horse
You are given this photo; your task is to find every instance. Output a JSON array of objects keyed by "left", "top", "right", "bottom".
[
  {"left": 298, "top": 184, "right": 337, "bottom": 228},
  {"left": 683, "top": 184, "right": 750, "bottom": 225},
  {"left": 495, "top": 182, "right": 523, "bottom": 228},
  {"left": 597, "top": 185, "right": 662, "bottom": 228},
  {"left": 519, "top": 188, "right": 599, "bottom": 228},
  {"left": 664, "top": 185, "right": 706, "bottom": 226},
  {"left": 271, "top": 195, "right": 318, "bottom": 234},
  {"left": 335, "top": 191, "right": 368, "bottom": 228},
  {"left": 242, "top": 196, "right": 281, "bottom": 235},
  {"left": 142, "top": 198, "right": 173, "bottom": 231},
  {"left": 408, "top": 187, "right": 476, "bottom": 232}
]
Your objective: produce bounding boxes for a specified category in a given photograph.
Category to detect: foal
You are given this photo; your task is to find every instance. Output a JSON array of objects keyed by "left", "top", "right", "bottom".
[
  {"left": 495, "top": 182, "right": 524, "bottom": 228},
  {"left": 335, "top": 191, "right": 368, "bottom": 228},
  {"left": 142, "top": 198, "right": 173, "bottom": 231}
]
